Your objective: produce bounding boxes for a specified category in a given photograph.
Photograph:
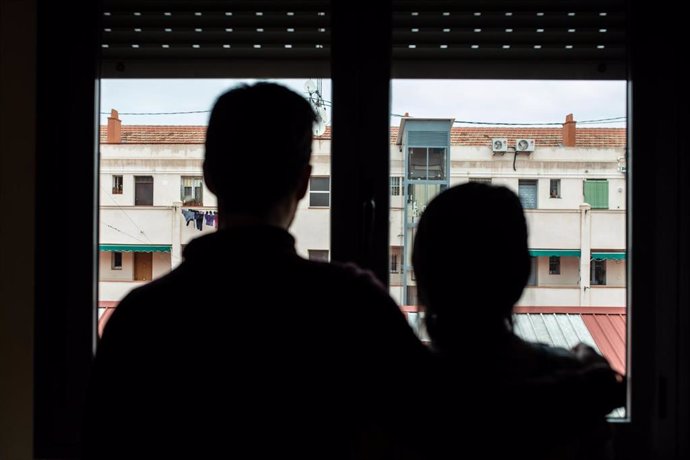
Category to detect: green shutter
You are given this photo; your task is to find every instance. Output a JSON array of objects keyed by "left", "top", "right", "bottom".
[{"left": 584, "top": 180, "right": 609, "bottom": 209}]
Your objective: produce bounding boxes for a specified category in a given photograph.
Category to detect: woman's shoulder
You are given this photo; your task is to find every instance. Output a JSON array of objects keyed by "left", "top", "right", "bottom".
[{"left": 514, "top": 337, "right": 584, "bottom": 374}]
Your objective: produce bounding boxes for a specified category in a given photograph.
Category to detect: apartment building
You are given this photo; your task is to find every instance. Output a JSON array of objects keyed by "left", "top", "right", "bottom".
[{"left": 98, "top": 111, "right": 626, "bottom": 372}]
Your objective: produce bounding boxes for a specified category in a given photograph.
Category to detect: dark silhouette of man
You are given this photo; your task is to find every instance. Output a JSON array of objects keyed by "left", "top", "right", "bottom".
[
  {"left": 83, "top": 83, "right": 428, "bottom": 459},
  {"left": 412, "top": 182, "right": 624, "bottom": 460}
]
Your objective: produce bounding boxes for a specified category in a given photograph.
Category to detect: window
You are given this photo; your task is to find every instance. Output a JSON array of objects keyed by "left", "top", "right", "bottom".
[
  {"left": 549, "top": 256, "right": 561, "bottom": 275},
  {"left": 527, "top": 256, "right": 538, "bottom": 286},
  {"left": 390, "top": 176, "right": 401, "bottom": 196},
  {"left": 406, "top": 286, "right": 418, "bottom": 305},
  {"left": 390, "top": 253, "right": 398, "bottom": 273},
  {"left": 308, "top": 250, "right": 329, "bottom": 262},
  {"left": 111, "top": 252, "right": 122, "bottom": 270},
  {"left": 112, "top": 175, "right": 123, "bottom": 194},
  {"left": 550, "top": 179, "right": 561, "bottom": 198},
  {"left": 470, "top": 178, "right": 492, "bottom": 184},
  {"left": 584, "top": 179, "right": 609, "bottom": 209},
  {"left": 134, "top": 176, "right": 153, "bottom": 206},
  {"left": 181, "top": 176, "right": 203, "bottom": 206},
  {"left": 518, "top": 180, "right": 538, "bottom": 209},
  {"left": 309, "top": 177, "right": 330, "bottom": 207},
  {"left": 591, "top": 259, "right": 607, "bottom": 285},
  {"left": 408, "top": 147, "right": 447, "bottom": 180}
]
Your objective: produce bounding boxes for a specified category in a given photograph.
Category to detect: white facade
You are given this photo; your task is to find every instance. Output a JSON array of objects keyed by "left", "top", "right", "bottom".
[{"left": 99, "top": 121, "right": 626, "bottom": 309}]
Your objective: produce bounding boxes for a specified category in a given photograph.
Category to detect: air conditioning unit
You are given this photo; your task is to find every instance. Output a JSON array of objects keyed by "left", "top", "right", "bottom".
[
  {"left": 515, "top": 138, "right": 535, "bottom": 152},
  {"left": 491, "top": 138, "right": 508, "bottom": 153}
]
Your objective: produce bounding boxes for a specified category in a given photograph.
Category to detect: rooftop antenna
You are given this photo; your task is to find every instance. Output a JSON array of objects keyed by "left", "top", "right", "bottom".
[{"left": 305, "top": 78, "right": 327, "bottom": 136}]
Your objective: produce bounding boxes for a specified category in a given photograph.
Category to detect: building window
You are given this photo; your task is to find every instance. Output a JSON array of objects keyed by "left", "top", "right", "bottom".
[
  {"left": 309, "top": 177, "right": 330, "bottom": 207},
  {"left": 550, "top": 179, "right": 561, "bottom": 198},
  {"left": 549, "top": 256, "right": 561, "bottom": 275},
  {"left": 518, "top": 180, "right": 538, "bottom": 209},
  {"left": 584, "top": 179, "right": 609, "bottom": 209},
  {"left": 406, "top": 286, "right": 418, "bottom": 305},
  {"left": 308, "top": 249, "right": 329, "bottom": 262},
  {"left": 390, "top": 176, "right": 401, "bottom": 196},
  {"left": 111, "top": 252, "right": 122, "bottom": 270},
  {"left": 112, "top": 175, "right": 123, "bottom": 194},
  {"left": 469, "top": 177, "right": 492, "bottom": 184},
  {"left": 408, "top": 147, "right": 446, "bottom": 180},
  {"left": 181, "top": 176, "right": 203, "bottom": 206},
  {"left": 591, "top": 259, "right": 607, "bottom": 285},
  {"left": 134, "top": 176, "right": 154, "bottom": 206},
  {"left": 527, "top": 256, "right": 538, "bottom": 286},
  {"left": 390, "top": 253, "right": 399, "bottom": 273}
]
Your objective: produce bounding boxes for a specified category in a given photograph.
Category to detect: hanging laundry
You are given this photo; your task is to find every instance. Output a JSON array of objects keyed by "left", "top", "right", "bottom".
[
  {"left": 204, "top": 212, "right": 215, "bottom": 227},
  {"left": 194, "top": 212, "right": 204, "bottom": 231},
  {"left": 181, "top": 209, "right": 195, "bottom": 226}
]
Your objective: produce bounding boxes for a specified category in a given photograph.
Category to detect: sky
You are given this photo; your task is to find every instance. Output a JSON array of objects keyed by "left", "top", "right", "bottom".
[{"left": 100, "top": 78, "right": 627, "bottom": 127}]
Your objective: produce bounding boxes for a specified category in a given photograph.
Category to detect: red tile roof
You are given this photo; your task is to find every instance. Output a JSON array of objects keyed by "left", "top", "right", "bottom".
[{"left": 100, "top": 125, "right": 625, "bottom": 148}]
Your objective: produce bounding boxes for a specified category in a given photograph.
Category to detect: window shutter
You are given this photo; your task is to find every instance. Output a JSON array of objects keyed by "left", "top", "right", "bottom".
[
  {"left": 101, "top": 0, "right": 331, "bottom": 77},
  {"left": 408, "top": 130, "right": 448, "bottom": 146},
  {"left": 392, "top": 0, "right": 626, "bottom": 79},
  {"left": 584, "top": 180, "right": 609, "bottom": 209}
]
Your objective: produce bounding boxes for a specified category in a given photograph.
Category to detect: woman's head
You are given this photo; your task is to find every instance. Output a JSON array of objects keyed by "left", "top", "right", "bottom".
[{"left": 412, "top": 182, "right": 530, "bottom": 347}]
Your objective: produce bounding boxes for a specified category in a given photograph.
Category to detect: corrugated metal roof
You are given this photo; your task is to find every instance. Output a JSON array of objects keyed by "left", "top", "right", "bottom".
[
  {"left": 513, "top": 313, "right": 599, "bottom": 350},
  {"left": 582, "top": 312, "right": 626, "bottom": 375}
]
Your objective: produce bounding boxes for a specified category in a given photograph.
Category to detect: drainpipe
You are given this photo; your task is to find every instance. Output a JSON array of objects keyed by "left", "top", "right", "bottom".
[{"left": 580, "top": 203, "right": 592, "bottom": 305}]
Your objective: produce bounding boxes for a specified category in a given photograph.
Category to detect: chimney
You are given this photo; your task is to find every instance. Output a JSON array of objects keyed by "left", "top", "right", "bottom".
[
  {"left": 107, "top": 109, "right": 122, "bottom": 143},
  {"left": 562, "top": 113, "right": 576, "bottom": 147}
]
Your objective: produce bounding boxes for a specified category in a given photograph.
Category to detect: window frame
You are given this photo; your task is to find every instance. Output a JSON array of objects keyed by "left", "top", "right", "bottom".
[
  {"left": 591, "top": 259, "right": 607, "bottom": 286},
  {"left": 134, "top": 175, "right": 154, "bottom": 206},
  {"left": 309, "top": 176, "right": 331, "bottom": 208},
  {"left": 549, "top": 178, "right": 561, "bottom": 199},
  {"left": 180, "top": 175, "right": 203, "bottom": 207},
  {"left": 549, "top": 256, "right": 561, "bottom": 275},
  {"left": 30, "top": 2, "right": 688, "bottom": 458},
  {"left": 518, "top": 179, "right": 538, "bottom": 210},
  {"left": 112, "top": 174, "right": 123, "bottom": 195},
  {"left": 110, "top": 251, "right": 123, "bottom": 270}
]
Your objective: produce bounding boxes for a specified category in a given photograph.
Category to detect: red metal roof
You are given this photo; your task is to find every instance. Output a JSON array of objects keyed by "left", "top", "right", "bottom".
[
  {"left": 403, "top": 305, "right": 627, "bottom": 374},
  {"left": 514, "top": 306, "right": 626, "bottom": 374},
  {"left": 99, "top": 124, "right": 625, "bottom": 148}
]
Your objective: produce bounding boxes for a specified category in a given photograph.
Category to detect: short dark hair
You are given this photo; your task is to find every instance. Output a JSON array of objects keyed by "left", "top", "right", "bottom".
[
  {"left": 412, "top": 183, "right": 530, "bottom": 345},
  {"left": 204, "top": 82, "right": 316, "bottom": 214}
]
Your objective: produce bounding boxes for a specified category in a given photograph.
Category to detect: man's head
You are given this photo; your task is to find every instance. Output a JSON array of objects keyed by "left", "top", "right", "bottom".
[{"left": 204, "top": 83, "right": 316, "bottom": 218}]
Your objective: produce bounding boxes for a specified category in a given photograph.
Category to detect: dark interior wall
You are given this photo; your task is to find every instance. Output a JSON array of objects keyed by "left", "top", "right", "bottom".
[
  {"left": 0, "top": 1, "right": 688, "bottom": 459},
  {"left": 0, "top": 0, "right": 36, "bottom": 458}
]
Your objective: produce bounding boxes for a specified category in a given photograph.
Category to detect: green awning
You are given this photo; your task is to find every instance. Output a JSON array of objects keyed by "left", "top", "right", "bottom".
[
  {"left": 99, "top": 244, "right": 171, "bottom": 253},
  {"left": 529, "top": 249, "right": 581, "bottom": 257},
  {"left": 592, "top": 251, "right": 626, "bottom": 260}
]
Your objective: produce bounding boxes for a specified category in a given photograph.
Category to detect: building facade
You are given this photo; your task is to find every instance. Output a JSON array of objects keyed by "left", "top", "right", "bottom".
[{"left": 99, "top": 111, "right": 626, "bottom": 337}]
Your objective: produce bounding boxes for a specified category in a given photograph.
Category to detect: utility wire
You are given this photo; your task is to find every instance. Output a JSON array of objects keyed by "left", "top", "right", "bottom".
[{"left": 101, "top": 108, "right": 625, "bottom": 126}]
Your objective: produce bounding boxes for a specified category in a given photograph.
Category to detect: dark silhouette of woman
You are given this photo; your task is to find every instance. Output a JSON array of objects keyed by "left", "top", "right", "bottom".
[{"left": 412, "top": 182, "right": 623, "bottom": 460}]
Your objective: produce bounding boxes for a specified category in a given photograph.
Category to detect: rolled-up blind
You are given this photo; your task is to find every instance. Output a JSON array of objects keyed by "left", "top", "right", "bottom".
[
  {"left": 101, "top": 0, "right": 626, "bottom": 79},
  {"left": 101, "top": 0, "right": 332, "bottom": 77}
]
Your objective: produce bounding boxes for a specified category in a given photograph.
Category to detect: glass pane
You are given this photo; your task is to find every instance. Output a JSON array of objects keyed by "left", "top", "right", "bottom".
[
  {"left": 98, "top": 78, "right": 331, "bottom": 334},
  {"left": 391, "top": 79, "right": 628, "bottom": 416},
  {"left": 310, "top": 192, "right": 330, "bottom": 207},
  {"left": 310, "top": 177, "right": 330, "bottom": 191},
  {"left": 408, "top": 147, "right": 427, "bottom": 179},
  {"left": 428, "top": 148, "right": 446, "bottom": 180}
]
